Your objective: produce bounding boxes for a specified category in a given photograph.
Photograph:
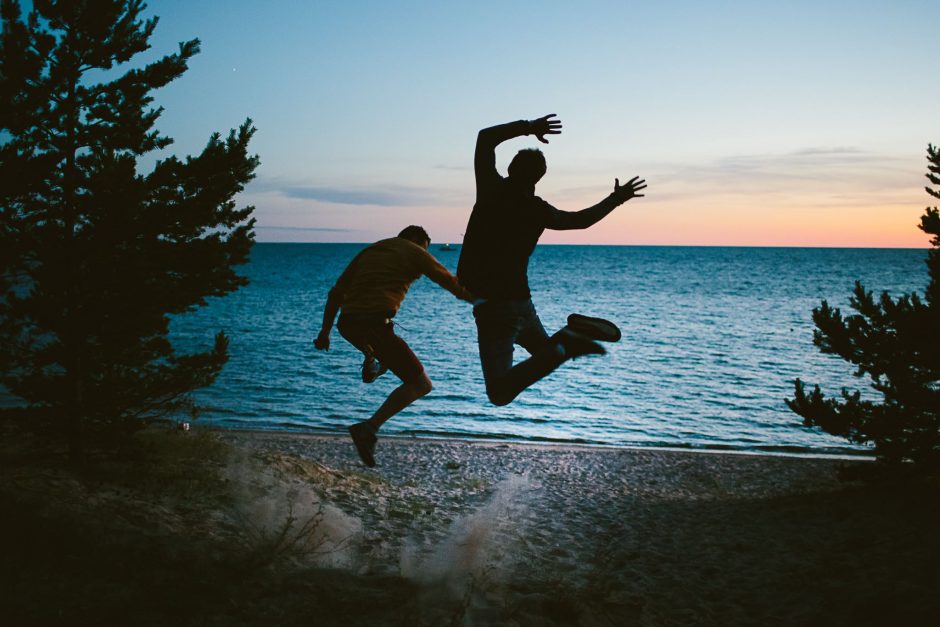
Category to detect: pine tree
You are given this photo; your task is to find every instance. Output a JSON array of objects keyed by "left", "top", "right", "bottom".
[
  {"left": 787, "top": 145, "right": 940, "bottom": 473},
  {"left": 0, "top": 0, "right": 259, "bottom": 457}
]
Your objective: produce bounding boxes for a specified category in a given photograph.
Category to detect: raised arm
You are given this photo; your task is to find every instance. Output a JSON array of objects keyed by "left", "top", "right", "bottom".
[
  {"left": 475, "top": 114, "right": 562, "bottom": 185},
  {"left": 545, "top": 176, "right": 647, "bottom": 231}
]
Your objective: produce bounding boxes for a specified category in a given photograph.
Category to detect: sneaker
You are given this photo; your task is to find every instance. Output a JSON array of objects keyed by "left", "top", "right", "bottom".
[
  {"left": 361, "top": 356, "right": 388, "bottom": 383},
  {"left": 349, "top": 421, "right": 377, "bottom": 467},
  {"left": 566, "top": 313, "right": 622, "bottom": 342},
  {"left": 554, "top": 328, "right": 605, "bottom": 359}
]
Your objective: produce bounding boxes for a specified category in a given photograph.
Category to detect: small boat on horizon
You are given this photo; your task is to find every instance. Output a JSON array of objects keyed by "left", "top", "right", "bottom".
[{"left": 438, "top": 243, "right": 458, "bottom": 251}]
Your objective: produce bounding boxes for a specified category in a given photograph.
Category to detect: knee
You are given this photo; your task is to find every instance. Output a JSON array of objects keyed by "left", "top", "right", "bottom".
[
  {"left": 486, "top": 386, "right": 513, "bottom": 407},
  {"left": 489, "top": 394, "right": 512, "bottom": 407},
  {"left": 411, "top": 373, "right": 433, "bottom": 397}
]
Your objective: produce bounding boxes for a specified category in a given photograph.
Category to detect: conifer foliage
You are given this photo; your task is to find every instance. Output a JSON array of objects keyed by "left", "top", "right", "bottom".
[
  {"left": 0, "top": 1, "right": 259, "bottom": 454},
  {"left": 787, "top": 145, "right": 940, "bottom": 472}
]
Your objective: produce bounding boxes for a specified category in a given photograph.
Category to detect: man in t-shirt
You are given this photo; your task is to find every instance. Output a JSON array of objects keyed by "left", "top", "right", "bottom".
[
  {"left": 457, "top": 114, "right": 646, "bottom": 406},
  {"left": 315, "top": 225, "right": 474, "bottom": 466}
]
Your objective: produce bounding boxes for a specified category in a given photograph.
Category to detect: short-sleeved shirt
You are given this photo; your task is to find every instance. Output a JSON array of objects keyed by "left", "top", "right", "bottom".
[
  {"left": 334, "top": 237, "right": 470, "bottom": 316},
  {"left": 457, "top": 180, "right": 557, "bottom": 300},
  {"left": 457, "top": 120, "right": 567, "bottom": 301}
]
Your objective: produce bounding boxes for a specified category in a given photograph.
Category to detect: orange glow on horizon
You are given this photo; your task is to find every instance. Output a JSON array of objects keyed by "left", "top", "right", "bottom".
[{"left": 249, "top": 175, "right": 935, "bottom": 249}]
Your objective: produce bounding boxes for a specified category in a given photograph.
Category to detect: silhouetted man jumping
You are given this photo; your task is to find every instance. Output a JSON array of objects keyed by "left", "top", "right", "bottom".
[
  {"left": 315, "top": 226, "right": 474, "bottom": 466},
  {"left": 457, "top": 114, "right": 646, "bottom": 406}
]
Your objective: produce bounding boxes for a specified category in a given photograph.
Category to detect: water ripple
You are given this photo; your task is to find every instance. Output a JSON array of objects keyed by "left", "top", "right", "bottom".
[{"left": 167, "top": 244, "right": 927, "bottom": 454}]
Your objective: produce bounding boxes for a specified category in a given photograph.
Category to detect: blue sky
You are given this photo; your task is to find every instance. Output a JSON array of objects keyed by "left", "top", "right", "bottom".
[{"left": 129, "top": 1, "right": 940, "bottom": 245}]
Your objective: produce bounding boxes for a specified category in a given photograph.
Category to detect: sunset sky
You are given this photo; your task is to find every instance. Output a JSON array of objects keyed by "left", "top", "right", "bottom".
[{"left": 137, "top": 0, "right": 939, "bottom": 247}]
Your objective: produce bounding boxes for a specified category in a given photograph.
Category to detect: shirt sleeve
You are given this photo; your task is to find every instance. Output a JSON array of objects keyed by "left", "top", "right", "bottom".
[
  {"left": 536, "top": 197, "right": 571, "bottom": 229},
  {"left": 417, "top": 248, "right": 475, "bottom": 301},
  {"left": 329, "top": 247, "right": 368, "bottom": 300},
  {"left": 541, "top": 194, "right": 619, "bottom": 231}
]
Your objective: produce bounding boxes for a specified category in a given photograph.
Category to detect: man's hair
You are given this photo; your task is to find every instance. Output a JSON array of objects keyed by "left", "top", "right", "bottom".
[
  {"left": 507, "top": 148, "right": 547, "bottom": 185},
  {"left": 398, "top": 225, "right": 430, "bottom": 245}
]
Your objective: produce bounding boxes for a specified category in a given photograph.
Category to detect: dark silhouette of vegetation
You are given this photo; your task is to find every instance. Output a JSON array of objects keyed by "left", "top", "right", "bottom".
[
  {"left": 787, "top": 144, "right": 940, "bottom": 473},
  {"left": 0, "top": 0, "right": 258, "bottom": 458}
]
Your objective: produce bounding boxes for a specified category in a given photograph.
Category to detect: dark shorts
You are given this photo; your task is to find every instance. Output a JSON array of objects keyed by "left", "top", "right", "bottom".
[{"left": 337, "top": 314, "right": 425, "bottom": 384}]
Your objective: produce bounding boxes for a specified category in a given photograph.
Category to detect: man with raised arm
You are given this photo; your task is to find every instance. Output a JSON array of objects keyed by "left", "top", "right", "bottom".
[
  {"left": 457, "top": 114, "right": 646, "bottom": 406},
  {"left": 315, "top": 225, "right": 474, "bottom": 467}
]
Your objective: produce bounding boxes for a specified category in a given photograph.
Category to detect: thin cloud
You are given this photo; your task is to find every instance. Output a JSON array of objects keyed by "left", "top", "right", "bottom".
[
  {"left": 546, "top": 148, "right": 921, "bottom": 210},
  {"left": 714, "top": 147, "right": 897, "bottom": 173},
  {"left": 249, "top": 176, "right": 468, "bottom": 208},
  {"left": 256, "top": 182, "right": 454, "bottom": 207},
  {"left": 282, "top": 186, "right": 411, "bottom": 206},
  {"left": 256, "top": 225, "right": 353, "bottom": 232},
  {"left": 659, "top": 148, "right": 917, "bottom": 189},
  {"left": 551, "top": 147, "right": 904, "bottom": 200},
  {"left": 788, "top": 146, "right": 863, "bottom": 156}
]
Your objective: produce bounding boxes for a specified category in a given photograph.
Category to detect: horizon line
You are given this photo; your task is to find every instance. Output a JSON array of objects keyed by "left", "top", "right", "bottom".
[{"left": 252, "top": 240, "right": 929, "bottom": 250}]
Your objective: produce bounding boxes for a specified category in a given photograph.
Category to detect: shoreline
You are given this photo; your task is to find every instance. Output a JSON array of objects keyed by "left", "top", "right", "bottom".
[
  {"left": 208, "top": 424, "right": 876, "bottom": 462},
  {"left": 219, "top": 428, "right": 866, "bottom": 504}
]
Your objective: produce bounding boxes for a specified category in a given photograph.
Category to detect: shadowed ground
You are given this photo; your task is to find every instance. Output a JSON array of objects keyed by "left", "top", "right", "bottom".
[{"left": 2, "top": 427, "right": 938, "bottom": 626}]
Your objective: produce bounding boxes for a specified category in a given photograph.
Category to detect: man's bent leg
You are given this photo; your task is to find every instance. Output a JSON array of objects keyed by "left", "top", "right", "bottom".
[
  {"left": 474, "top": 301, "right": 523, "bottom": 405},
  {"left": 364, "top": 371, "right": 432, "bottom": 431},
  {"left": 351, "top": 375, "right": 431, "bottom": 466},
  {"left": 361, "top": 322, "right": 429, "bottom": 431},
  {"left": 344, "top": 319, "right": 429, "bottom": 466},
  {"left": 476, "top": 300, "right": 602, "bottom": 406},
  {"left": 475, "top": 300, "right": 567, "bottom": 406}
]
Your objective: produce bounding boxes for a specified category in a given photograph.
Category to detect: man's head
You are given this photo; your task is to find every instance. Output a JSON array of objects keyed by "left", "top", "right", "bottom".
[
  {"left": 398, "top": 225, "right": 431, "bottom": 249},
  {"left": 507, "top": 148, "right": 547, "bottom": 186}
]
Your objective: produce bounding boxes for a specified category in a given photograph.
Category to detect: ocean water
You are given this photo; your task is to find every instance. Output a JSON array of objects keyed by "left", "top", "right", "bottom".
[{"left": 165, "top": 244, "right": 928, "bottom": 455}]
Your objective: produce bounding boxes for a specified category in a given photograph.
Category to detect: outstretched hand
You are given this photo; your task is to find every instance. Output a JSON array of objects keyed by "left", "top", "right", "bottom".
[
  {"left": 611, "top": 176, "right": 647, "bottom": 203},
  {"left": 530, "top": 114, "right": 562, "bottom": 144}
]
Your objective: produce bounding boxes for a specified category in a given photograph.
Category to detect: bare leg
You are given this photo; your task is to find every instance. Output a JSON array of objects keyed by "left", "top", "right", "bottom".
[{"left": 365, "top": 371, "right": 432, "bottom": 432}]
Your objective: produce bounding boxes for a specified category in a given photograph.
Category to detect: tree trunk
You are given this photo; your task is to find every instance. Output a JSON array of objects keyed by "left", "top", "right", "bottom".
[{"left": 63, "top": 65, "right": 85, "bottom": 464}]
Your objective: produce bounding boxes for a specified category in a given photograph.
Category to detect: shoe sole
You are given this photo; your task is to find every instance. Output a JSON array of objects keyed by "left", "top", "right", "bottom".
[
  {"left": 567, "top": 313, "right": 621, "bottom": 342},
  {"left": 556, "top": 328, "right": 606, "bottom": 358},
  {"left": 348, "top": 425, "right": 376, "bottom": 467}
]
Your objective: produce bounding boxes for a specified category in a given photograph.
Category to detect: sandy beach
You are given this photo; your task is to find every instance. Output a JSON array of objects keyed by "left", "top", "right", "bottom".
[
  {"left": 3, "top": 428, "right": 939, "bottom": 626},
  {"left": 223, "top": 431, "right": 939, "bottom": 626}
]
